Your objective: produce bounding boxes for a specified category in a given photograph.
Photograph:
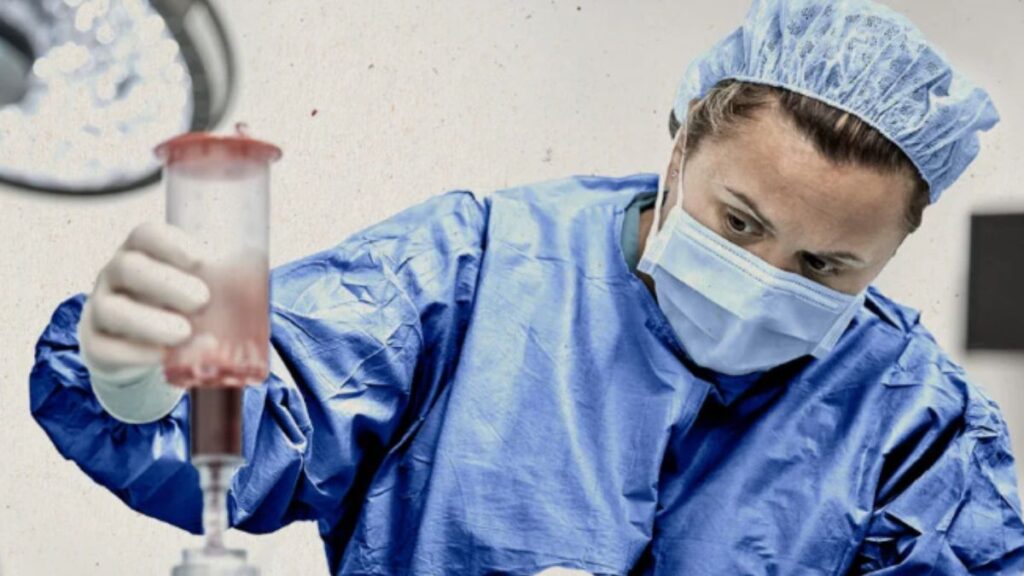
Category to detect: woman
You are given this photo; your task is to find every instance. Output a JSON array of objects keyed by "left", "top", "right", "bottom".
[{"left": 29, "top": 0, "right": 1024, "bottom": 574}]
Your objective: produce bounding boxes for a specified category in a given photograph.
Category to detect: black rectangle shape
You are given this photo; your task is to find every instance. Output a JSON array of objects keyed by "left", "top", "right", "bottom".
[{"left": 966, "top": 212, "right": 1024, "bottom": 351}]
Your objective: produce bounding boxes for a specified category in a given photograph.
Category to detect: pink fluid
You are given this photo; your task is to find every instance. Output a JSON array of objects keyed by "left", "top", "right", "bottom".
[{"left": 164, "top": 250, "right": 270, "bottom": 389}]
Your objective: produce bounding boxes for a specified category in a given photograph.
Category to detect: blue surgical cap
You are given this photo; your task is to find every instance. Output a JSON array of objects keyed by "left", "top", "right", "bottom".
[{"left": 673, "top": 0, "right": 999, "bottom": 203}]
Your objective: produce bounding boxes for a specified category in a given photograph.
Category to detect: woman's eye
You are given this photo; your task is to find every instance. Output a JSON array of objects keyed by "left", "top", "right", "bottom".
[
  {"left": 802, "top": 253, "right": 839, "bottom": 276},
  {"left": 724, "top": 211, "right": 759, "bottom": 236}
]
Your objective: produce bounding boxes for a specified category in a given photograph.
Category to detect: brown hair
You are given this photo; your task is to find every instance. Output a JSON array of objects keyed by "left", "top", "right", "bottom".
[{"left": 669, "top": 79, "right": 930, "bottom": 233}]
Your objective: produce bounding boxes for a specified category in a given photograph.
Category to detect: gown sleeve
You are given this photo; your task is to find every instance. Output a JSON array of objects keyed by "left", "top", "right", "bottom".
[
  {"left": 29, "top": 189, "right": 487, "bottom": 535},
  {"left": 849, "top": 365, "right": 1024, "bottom": 574}
]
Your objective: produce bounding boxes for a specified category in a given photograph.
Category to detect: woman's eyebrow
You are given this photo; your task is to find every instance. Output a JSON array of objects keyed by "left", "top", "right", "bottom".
[
  {"left": 725, "top": 186, "right": 867, "bottom": 266},
  {"left": 814, "top": 250, "right": 867, "bottom": 265},
  {"left": 724, "top": 187, "right": 776, "bottom": 233}
]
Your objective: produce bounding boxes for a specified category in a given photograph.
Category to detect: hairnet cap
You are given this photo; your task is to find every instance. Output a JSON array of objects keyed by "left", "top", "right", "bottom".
[{"left": 673, "top": 0, "right": 999, "bottom": 203}]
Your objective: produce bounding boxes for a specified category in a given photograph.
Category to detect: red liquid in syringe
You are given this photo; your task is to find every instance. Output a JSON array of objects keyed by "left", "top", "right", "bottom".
[
  {"left": 163, "top": 249, "right": 269, "bottom": 458},
  {"left": 165, "top": 249, "right": 269, "bottom": 388}
]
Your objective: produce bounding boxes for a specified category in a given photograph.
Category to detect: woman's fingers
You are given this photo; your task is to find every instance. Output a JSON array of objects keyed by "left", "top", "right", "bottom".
[
  {"left": 81, "top": 329, "right": 164, "bottom": 372},
  {"left": 122, "top": 221, "right": 203, "bottom": 271},
  {"left": 78, "top": 304, "right": 164, "bottom": 371},
  {"left": 105, "top": 249, "right": 210, "bottom": 314},
  {"left": 78, "top": 222, "right": 209, "bottom": 375},
  {"left": 90, "top": 287, "right": 193, "bottom": 346}
]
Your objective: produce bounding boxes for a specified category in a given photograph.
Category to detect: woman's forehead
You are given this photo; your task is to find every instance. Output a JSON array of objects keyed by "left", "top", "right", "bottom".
[{"left": 690, "top": 106, "right": 912, "bottom": 251}]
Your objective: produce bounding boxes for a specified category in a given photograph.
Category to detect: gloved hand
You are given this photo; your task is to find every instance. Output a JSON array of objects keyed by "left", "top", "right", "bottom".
[{"left": 78, "top": 222, "right": 211, "bottom": 424}]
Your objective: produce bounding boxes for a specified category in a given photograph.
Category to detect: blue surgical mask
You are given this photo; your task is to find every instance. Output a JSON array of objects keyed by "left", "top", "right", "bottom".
[{"left": 638, "top": 166, "right": 866, "bottom": 376}]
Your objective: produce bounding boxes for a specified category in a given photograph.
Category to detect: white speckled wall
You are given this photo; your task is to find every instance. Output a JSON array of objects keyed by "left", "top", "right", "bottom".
[{"left": 1, "top": 1, "right": 1021, "bottom": 574}]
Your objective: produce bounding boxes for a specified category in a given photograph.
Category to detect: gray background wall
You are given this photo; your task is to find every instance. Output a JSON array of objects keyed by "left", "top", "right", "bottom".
[{"left": 2, "top": 1, "right": 1022, "bottom": 574}]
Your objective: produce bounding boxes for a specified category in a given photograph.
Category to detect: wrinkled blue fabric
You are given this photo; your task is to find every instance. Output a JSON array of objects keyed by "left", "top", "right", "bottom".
[
  {"left": 30, "top": 173, "right": 1024, "bottom": 574},
  {"left": 673, "top": 0, "right": 1000, "bottom": 203}
]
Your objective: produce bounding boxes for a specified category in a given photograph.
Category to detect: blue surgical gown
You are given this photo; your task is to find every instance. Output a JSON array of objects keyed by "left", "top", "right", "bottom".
[{"left": 30, "top": 172, "right": 1024, "bottom": 574}]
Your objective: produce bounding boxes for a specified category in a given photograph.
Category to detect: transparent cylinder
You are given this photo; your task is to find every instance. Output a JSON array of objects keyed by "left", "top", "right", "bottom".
[
  {"left": 156, "top": 129, "right": 280, "bottom": 459},
  {"left": 156, "top": 128, "right": 278, "bottom": 576}
]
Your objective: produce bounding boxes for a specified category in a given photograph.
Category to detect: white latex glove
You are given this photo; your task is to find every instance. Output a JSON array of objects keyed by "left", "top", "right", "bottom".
[{"left": 78, "top": 221, "right": 210, "bottom": 424}]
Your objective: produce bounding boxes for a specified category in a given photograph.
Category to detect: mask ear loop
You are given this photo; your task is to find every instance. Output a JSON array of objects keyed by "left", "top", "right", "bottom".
[{"left": 647, "top": 119, "right": 690, "bottom": 247}]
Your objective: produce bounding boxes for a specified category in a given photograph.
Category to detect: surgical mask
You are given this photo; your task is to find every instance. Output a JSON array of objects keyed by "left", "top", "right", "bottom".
[{"left": 637, "top": 147, "right": 866, "bottom": 376}]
